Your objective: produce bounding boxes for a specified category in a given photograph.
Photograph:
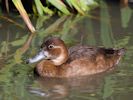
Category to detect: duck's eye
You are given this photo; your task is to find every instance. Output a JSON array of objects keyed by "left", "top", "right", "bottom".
[{"left": 48, "top": 45, "right": 54, "bottom": 49}]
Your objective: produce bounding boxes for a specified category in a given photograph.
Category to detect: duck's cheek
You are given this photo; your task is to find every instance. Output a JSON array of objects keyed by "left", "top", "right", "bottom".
[{"left": 43, "top": 50, "right": 50, "bottom": 58}]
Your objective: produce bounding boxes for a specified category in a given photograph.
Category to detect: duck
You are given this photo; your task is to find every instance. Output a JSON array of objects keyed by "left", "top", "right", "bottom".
[{"left": 26, "top": 37, "right": 125, "bottom": 78}]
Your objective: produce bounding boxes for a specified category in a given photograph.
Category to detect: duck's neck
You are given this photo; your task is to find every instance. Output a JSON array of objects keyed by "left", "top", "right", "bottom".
[{"left": 52, "top": 47, "right": 68, "bottom": 66}]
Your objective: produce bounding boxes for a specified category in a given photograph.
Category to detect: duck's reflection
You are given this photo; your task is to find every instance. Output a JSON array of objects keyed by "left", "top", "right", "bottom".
[{"left": 28, "top": 72, "right": 110, "bottom": 99}]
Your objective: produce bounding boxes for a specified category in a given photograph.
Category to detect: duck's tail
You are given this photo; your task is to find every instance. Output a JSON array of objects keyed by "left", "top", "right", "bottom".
[
  {"left": 103, "top": 48, "right": 125, "bottom": 65},
  {"left": 112, "top": 48, "right": 125, "bottom": 65},
  {"left": 118, "top": 48, "right": 126, "bottom": 56},
  {"left": 103, "top": 48, "right": 125, "bottom": 56}
]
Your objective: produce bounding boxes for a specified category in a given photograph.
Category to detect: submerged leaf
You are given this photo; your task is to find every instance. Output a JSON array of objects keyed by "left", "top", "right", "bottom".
[
  {"left": 100, "top": 1, "right": 114, "bottom": 47},
  {"left": 121, "top": 7, "right": 132, "bottom": 28},
  {"left": 10, "top": 35, "right": 28, "bottom": 46},
  {"left": 36, "top": 16, "right": 50, "bottom": 30},
  {"left": 14, "top": 49, "right": 23, "bottom": 63},
  {"left": 0, "top": 41, "right": 9, "bottom": 53}
]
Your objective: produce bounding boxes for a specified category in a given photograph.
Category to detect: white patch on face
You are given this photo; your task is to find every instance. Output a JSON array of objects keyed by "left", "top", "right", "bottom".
[
  {"left": 43, "top": 51, "right": 49, "bottom": 57},
  {"left": 52, "top": 54, "right": 65, "bottom": 66}
]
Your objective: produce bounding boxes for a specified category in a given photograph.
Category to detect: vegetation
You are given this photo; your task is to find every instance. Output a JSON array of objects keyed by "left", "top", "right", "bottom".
[
  {"left": 6, "top": 0, "right": 97, "bottom": 33},
  {"left": 0, "top": 1, "right": 133, "bottom": 100},
  {"left": 1, "top": 0, "right": 98, "bottom": 16},
  {"left": 0, "top": 14, "right": 132, "bottom": 99}
]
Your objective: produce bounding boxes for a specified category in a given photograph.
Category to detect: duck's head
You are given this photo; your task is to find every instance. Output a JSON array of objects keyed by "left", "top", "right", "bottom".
[{"left": 26, "top": 37, "right": 68, "bottom": 66}]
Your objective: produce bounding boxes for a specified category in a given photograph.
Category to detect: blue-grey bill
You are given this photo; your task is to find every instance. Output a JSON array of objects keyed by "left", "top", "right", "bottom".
[{"left": 26, "top": 50, "right": 48, "bottom": 64}]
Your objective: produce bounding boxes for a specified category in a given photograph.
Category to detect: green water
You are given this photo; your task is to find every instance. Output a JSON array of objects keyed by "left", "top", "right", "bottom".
[{"left": 0, "top": 1, "right": 133, "bottom": 100}]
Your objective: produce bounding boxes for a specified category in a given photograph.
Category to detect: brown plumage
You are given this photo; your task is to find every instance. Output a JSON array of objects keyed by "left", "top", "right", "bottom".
[{"left": 27, "top": 37, "right": 125, "bottom": 78}]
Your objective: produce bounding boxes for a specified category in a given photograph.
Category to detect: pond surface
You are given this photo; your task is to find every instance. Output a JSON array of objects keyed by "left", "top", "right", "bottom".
[{"left": 0, "top": 1, "right": 133, "bottom": 100}]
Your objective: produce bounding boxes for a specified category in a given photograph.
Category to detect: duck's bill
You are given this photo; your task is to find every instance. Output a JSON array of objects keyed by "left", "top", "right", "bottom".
[{"left": 26, "top": 50, "right": 49, "bottom": 64}]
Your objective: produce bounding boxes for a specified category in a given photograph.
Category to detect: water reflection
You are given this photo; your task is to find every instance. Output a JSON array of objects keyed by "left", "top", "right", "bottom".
[
  {"left": 0, "top": 1, "right": 133, "bottom": 100},
  {"left": 28, "top": 73, "right": 106, "bottom": 100}
]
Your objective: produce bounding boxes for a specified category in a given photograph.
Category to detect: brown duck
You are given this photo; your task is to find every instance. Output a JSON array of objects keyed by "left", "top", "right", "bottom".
[{"left": 26, "top": 37, "right": 125, "bottom": 78}]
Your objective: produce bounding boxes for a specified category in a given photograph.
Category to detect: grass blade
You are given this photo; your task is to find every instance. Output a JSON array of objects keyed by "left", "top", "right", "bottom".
[
  {"left": 12, "top": 0, "right": 35, "bottom": 33},
  {"left": 34, "top": 0, "right": 44, "bottom": 16},
  {"left": 48, "top": 0, "right": 70, "bottom": 15},
  {"left": 68, "top": 0, "right": 85, "bottom": 15},
  {"left": 34, "top": 0, "right": 53, "bottom": 16}
]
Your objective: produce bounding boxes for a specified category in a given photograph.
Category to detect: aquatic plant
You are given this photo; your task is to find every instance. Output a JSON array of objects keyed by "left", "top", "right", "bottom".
[
  {"left": 9, "top": 0, "right": 98, "bottom": 33},
  {"left": 11, "top": 0, "right": 98, "bottom": 16}
]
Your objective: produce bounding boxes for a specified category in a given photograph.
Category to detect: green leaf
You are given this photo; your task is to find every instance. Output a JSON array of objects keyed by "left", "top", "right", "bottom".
[
  {"left": 121, "top": 7, "right": 132, "bottom": 28},
  {"left": 36, "top": 16, "right": 50, "bottom": 29},
  {"left": 42, "top": 7, "right": 54, "bottom": 15},
  {"left": 66, "top": 0, "right": 73, "bottom": 8},
  {"left": 34, "top": 0, "right": 54, "bottom": 16},
  {"left": 79, "top": 0, "right": 89, "bottom": 11},
  {"left": 48, "top": 0, "right": 70, "bottom": 14},
  {"left": 0, "top": 41, "right": 9, "bottom": 53},
  {"left": 34, "top": 0, "right": 44, "bottom": 16},
  {"left": 12, "top": 0, "right": 35, "bottom": 33},
  {"left": 103, "top": 76, "right": 114, "bottom": 99},
  {"left": 67, "top": 0, "right": 85, "bottom": 15},
  {"left": 100, "top": 1, "right": 114, "bottom": 47},
  {"left": 14, "top": 49, "right": 23, "bottom": 63}
]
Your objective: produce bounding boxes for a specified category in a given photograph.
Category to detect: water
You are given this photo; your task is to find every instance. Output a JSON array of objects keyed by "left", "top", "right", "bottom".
[{"left": 0, "top": 1, "right": 133, "bottom": 100}]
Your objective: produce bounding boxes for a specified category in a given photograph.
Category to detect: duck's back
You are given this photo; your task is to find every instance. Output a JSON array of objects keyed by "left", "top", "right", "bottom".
[
  {"left": 61, "top": 45, "right": 125, "bottom": 77},
  {"left": 68, "top": 45, "right": 124, "bottom": 61},
  {"left": 68, "top": 45, "right": 99, "bottom": 61}
]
